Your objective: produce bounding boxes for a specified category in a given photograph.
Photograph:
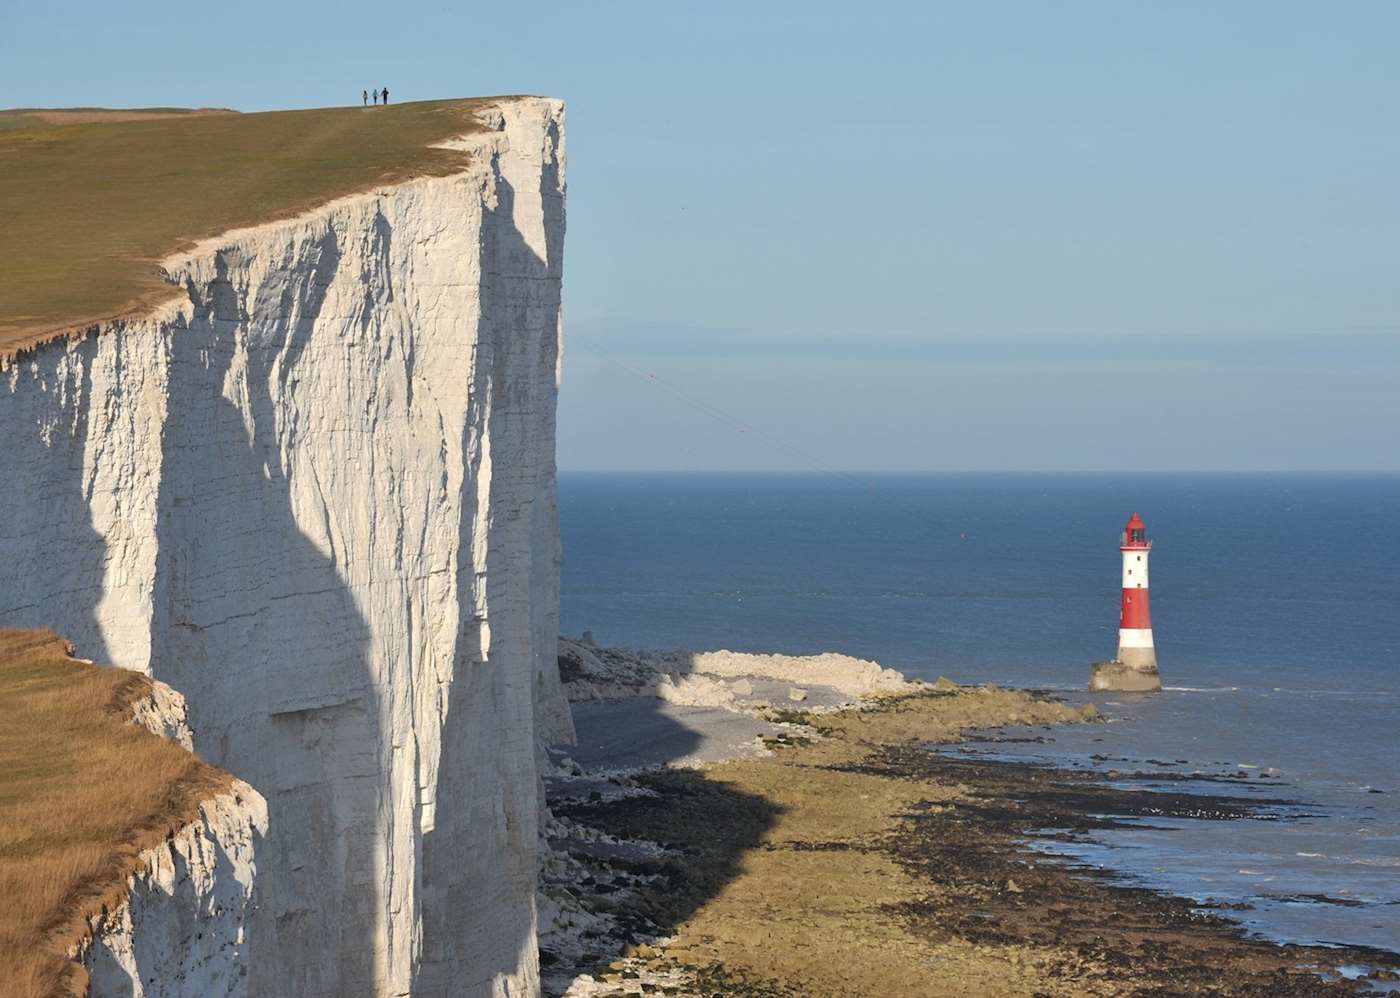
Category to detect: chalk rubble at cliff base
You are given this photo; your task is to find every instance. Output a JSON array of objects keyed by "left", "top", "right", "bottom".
[{"left": 557, "top": 636, "right": 913, "bottom": 711}]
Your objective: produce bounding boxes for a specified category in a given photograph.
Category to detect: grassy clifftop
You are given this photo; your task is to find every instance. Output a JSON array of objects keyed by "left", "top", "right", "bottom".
[
  {"left": 0, "top": 98, "right": 500, "bottom": 359},
  {"left": 0, "top": 629, "right": 232, "bottom": 996}
]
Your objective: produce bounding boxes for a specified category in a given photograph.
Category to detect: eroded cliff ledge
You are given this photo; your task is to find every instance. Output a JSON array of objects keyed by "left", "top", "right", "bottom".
[
  {"left": 0, "top": 628, "right": 265, "bottom": 998},
  {"left": 0, "top": 96, "right": 569, "bottom": 996}
]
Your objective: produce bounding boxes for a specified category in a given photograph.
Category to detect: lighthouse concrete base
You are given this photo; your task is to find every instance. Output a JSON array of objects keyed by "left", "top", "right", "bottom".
[{"left": 1089, "top": 660, "right": 1163, "bottom": 693}]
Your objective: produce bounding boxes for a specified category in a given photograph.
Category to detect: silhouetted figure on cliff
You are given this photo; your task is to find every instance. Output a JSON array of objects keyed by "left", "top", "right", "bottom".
[
  {"left": 381, "top": 87, "right": 390, "bottom": 105},
  {"left": 362, "top": 90, "right": 368, "bottom": 107},
  {"left": 372, "top": 89, "right": 379, "bottom": 105}
]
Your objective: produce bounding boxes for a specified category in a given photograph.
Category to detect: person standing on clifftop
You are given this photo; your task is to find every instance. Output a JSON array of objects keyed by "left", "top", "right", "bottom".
[
  {"left": 381, "top": 86, "right": 389, "bottom": 105},
  {"left": 372, "top": 89, "right": 379, "bottom": 105},
  {"left": 362, "top": 89, "right": 368, "bottom": 107}
]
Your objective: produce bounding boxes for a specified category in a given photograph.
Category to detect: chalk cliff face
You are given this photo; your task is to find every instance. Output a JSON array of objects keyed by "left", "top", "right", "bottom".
[
  {"left": 81, "top": 782, "right": 268, "bottom": 998},
  {"left": 1, "top": 97, "right": 567, "bottom": 996}
]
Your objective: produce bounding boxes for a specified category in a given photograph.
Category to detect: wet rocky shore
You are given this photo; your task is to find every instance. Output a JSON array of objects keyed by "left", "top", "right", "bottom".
[{"left": 539, "top": 659, "right": 1398, "bottom": 996}]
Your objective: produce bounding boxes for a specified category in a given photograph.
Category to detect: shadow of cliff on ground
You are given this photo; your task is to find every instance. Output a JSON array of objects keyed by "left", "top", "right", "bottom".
[
  {"left": 548, "top": 755, "right": 783, "bottom": 982},
  {"left": 544, "top": 645, "right": 788, "bottom": 988},
  {"left": 150, "top": 246, "right": 386, "bottom": 996}
]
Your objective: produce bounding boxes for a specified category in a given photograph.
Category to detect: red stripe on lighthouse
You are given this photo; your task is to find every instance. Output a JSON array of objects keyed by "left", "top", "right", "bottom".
[{"left": 1120, "top": 588, "right": 1152, "bottom": 629}]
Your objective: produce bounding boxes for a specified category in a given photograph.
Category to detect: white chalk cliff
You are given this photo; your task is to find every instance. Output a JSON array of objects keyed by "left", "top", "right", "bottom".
[
  {"left": 76, "top": 676, "right": 267, "bottom": 997},
  {"left": 81, "top": 784, "right": 267, "bottom": 997},
  {"left": 0, "top": 97, "right": 569, "bottom": 996}
]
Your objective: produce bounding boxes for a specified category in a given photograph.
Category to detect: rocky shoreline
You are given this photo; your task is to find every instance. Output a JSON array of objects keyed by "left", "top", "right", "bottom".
[{"left": 538, "top": 646, "right": 1399, "bottom": 996}]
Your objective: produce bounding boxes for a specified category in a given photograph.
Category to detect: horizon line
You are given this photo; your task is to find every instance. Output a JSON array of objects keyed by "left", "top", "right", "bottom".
[{"left": 556, "top": 467, "right": 1400, "bottom": 475}]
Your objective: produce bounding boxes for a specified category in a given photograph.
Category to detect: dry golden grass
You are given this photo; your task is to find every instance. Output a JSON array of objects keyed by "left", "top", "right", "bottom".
[
  {"left": 0, "top": 629, "right": 231, "bottom": 997},
  {"left": 0, "top": 98, "right": 504, "bottom": 361}
]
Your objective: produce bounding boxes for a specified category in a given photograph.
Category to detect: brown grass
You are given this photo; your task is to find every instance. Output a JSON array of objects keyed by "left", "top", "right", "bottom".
[
  {"left": 0, "top": 629, "right": 231, "bottom": 997},
  {"left": 0, "top": 109, "right": 235, "bottom": 129},
  {"left": 0, "top": 97, "right": 507, "bottom": 361}
]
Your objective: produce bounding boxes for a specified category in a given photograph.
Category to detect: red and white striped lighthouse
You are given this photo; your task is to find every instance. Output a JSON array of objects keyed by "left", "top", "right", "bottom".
[
  {"left": 1116, "top": 512, "right": 1155, "bottom": 671},
  {"left": 1090, "top": 512, "right": 1163, "bottom": 692}
]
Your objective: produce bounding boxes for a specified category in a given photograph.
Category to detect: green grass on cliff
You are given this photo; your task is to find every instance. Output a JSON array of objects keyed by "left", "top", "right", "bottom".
[{"left": 0, "top": 99, "right": 498, "bottom": 358}]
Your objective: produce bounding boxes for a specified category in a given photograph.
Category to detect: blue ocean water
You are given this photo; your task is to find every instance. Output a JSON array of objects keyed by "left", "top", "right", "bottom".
[{"left": 559, "top": 471, "right": 1400, "bottom": 951}]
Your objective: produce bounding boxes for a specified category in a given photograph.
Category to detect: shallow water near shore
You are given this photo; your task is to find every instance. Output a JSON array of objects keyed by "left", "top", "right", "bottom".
[
  {"left": 939, "top": 684, "right": 1400, "bottom": 952},
  {"left": 559, "top": 470, "right": 1400, "bottom": 954}
]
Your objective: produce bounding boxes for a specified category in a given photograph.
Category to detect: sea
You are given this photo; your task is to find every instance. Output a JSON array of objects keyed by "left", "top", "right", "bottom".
[{"left": 558, "top": 471, "right": 1400, "bottom": 954}]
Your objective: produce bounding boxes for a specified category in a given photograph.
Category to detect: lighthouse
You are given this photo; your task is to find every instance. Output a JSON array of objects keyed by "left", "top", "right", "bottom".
[{"left": 1089, "top": 512, "right": 1163, "bottom": 692}]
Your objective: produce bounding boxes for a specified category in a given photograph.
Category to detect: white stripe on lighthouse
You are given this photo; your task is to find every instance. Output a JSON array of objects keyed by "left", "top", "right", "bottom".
[
  {"left": 1121, "top": 551, "right": 1149, "bottom": 589},
  {"left": 1118, "top": 628, "right": 1155, "bottom": 648}
]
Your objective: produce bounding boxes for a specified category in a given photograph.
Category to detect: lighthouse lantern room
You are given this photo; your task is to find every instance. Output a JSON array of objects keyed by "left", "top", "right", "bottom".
[{"left": 1089, "top": 512, "right": 1164, "bottom": 692}]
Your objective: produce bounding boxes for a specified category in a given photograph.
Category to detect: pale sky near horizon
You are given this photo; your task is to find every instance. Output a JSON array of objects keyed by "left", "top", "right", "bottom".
[{"left": 3, "top": 2, "right": 1397, "bottom": 470}]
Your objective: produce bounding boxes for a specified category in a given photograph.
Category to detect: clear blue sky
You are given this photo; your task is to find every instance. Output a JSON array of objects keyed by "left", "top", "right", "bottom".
[{"left": 4, "top": 2, "right": 1397, "bottom": 470}]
